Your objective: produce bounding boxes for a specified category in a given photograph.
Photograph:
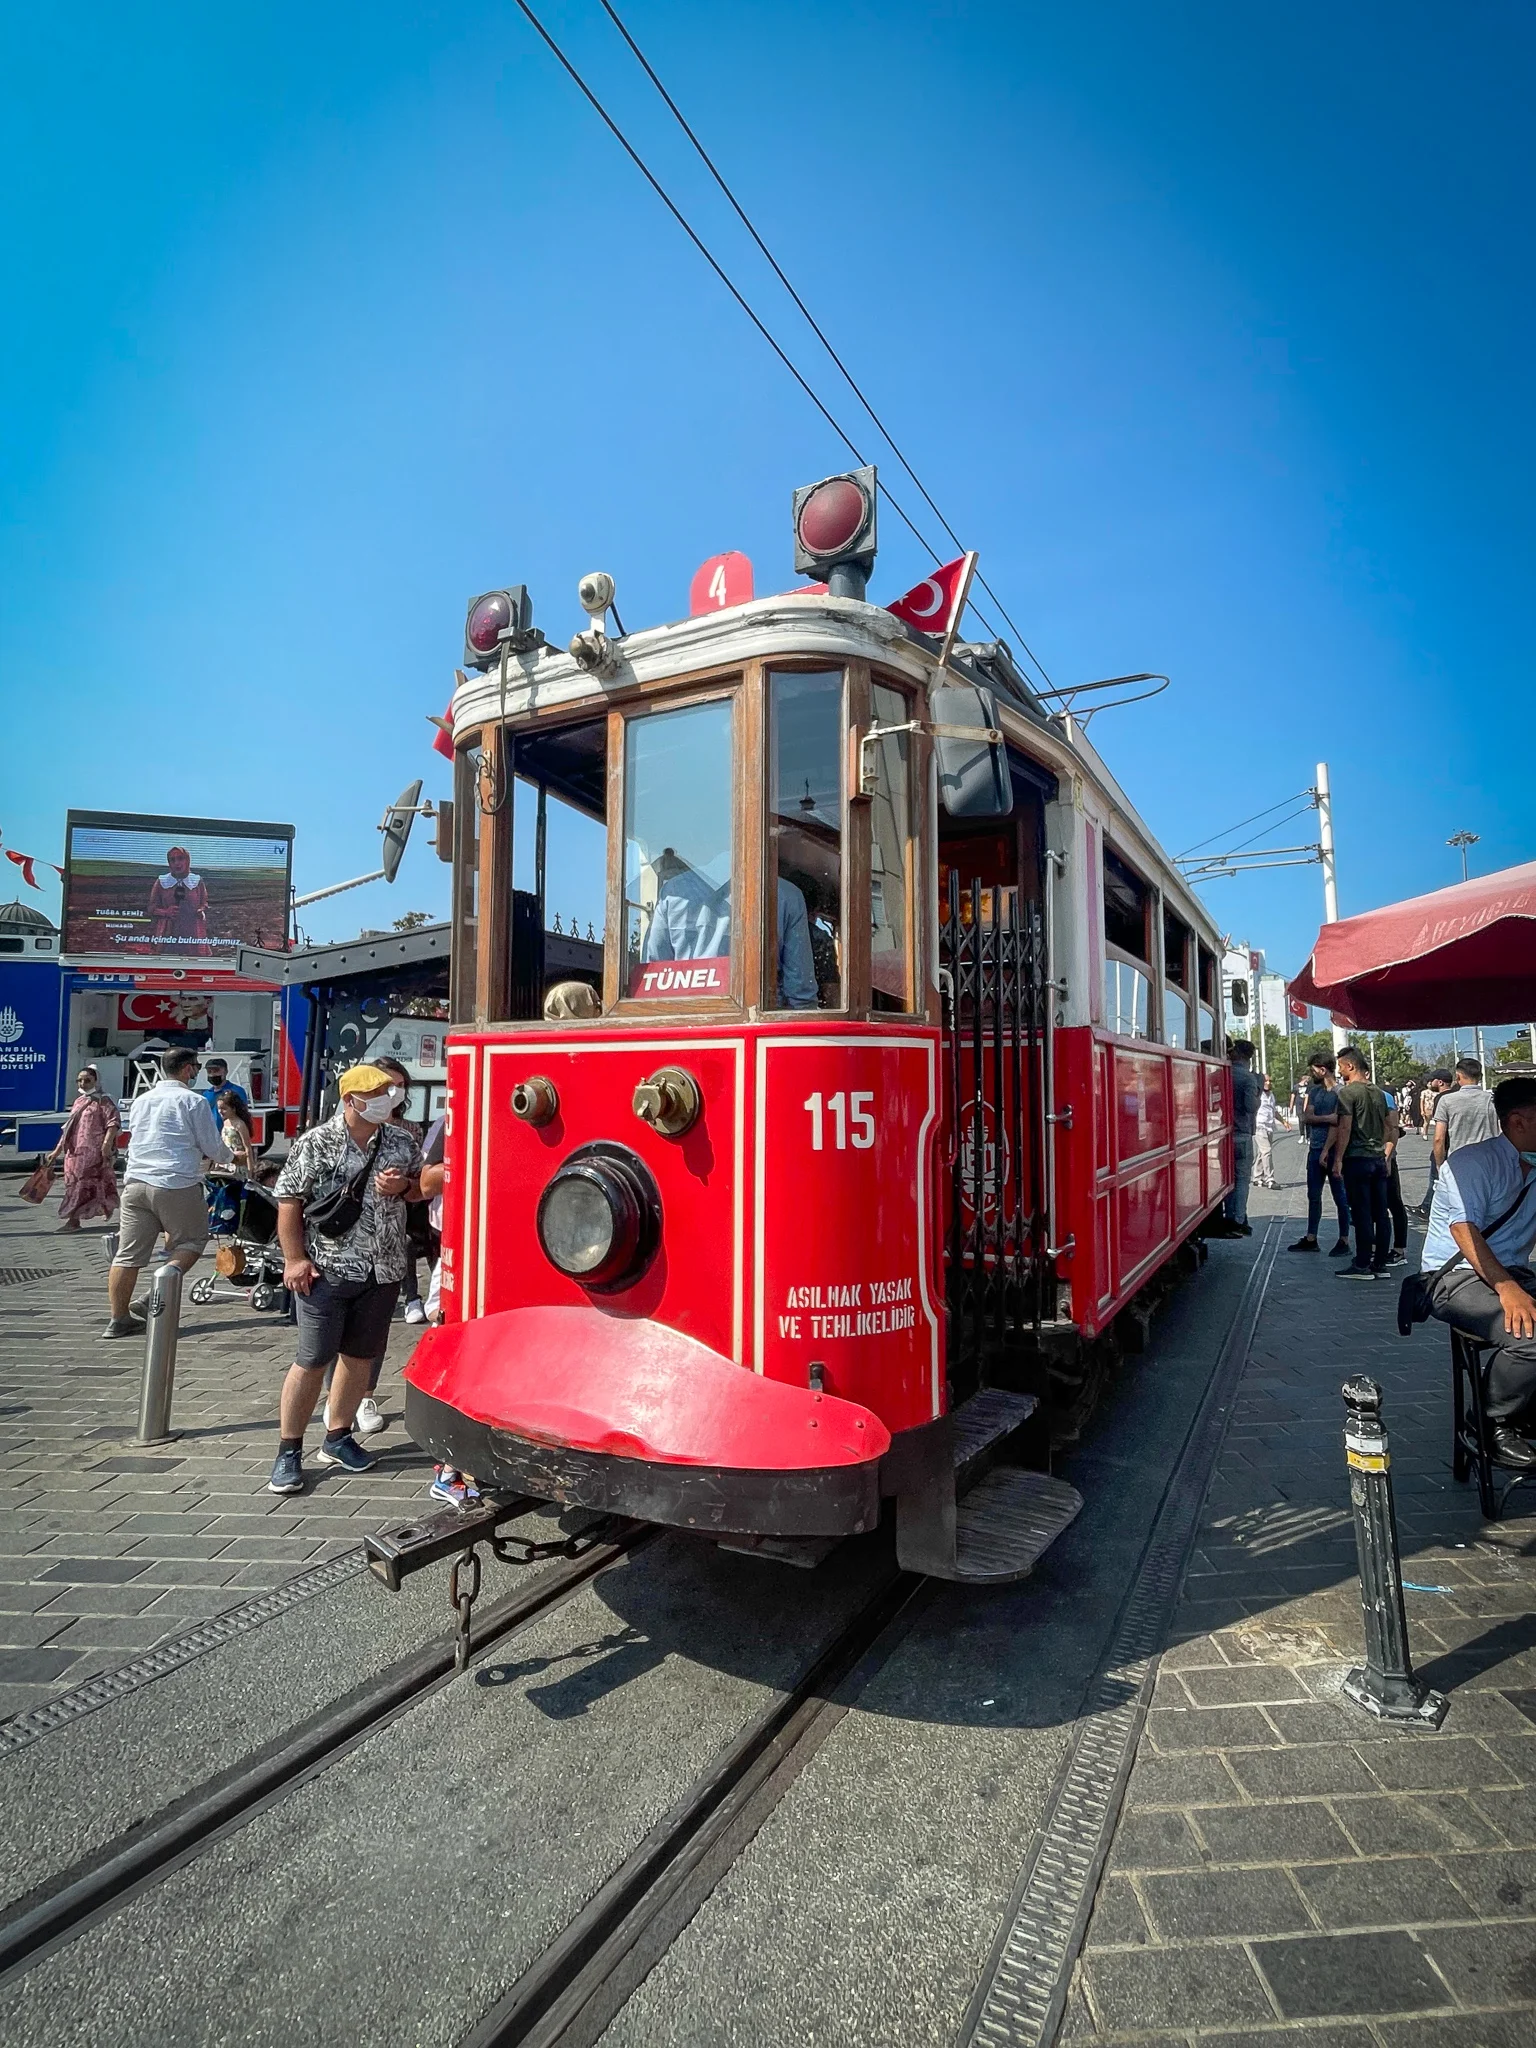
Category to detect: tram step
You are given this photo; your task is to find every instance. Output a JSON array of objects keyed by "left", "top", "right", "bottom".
[
  {"left": 951, "top": 1467, "right": 1083, "bottom": 1585},
  {"left": 952, "top": 1387, "right": 1038, "bottom": 1488}
]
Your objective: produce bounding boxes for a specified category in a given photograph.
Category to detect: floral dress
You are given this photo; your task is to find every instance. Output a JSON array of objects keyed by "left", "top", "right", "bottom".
[{"left": 58, "top": 1091, "right": 121, "bottom": 1223}]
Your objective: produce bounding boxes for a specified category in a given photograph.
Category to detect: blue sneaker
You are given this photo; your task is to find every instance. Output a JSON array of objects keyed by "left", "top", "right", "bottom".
[
  {"left": 313, "top": 1432, "right": 377, "bottom": 1474},
  {"left": 268, "top": 1445, "right": 304, "bottom": 1494},
  {"left": 429, "top": 1466, "right": 481, "bottom": 1507}
]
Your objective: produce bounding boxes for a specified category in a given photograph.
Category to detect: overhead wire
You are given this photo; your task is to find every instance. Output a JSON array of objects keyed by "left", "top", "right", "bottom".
[
  {"left": 1175, "top": 789, "right": 1314, "bottom": 862},
  {"left": 510, "top": 0, "right": 1061, "bottom": 690},
  {"left": 593, "top": 0, "right": 1056, "bottom": 693},
  {"left": 508, "top": 5, "right": 954, "bottom": 585}
]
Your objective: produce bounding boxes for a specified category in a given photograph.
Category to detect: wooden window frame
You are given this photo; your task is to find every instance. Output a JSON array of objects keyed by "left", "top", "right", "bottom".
[
  {"left": 762, "top": 660, "right": 851, "bottom": 1019},
  {"left": 607, "top": 676, "right": 749, "bottom": 1021}
]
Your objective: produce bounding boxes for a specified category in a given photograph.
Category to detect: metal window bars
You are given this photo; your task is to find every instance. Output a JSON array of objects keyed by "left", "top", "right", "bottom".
[{"left": 940, "top": 871, "right": 1052, "bottom": 1402}]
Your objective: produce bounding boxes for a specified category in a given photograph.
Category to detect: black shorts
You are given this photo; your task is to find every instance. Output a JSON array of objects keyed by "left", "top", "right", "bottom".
[{"left": 293, "top": 1273, "right": 401, "bottom": 1370}]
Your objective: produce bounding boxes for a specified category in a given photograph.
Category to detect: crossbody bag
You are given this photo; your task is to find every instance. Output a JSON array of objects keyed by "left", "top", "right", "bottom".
[
  {"left": 1396, "top": 1175, "right": 1536, "bottom": 1336},
  {"left": 307, "top": 1129, "right": 384, "bottom": 1239}
]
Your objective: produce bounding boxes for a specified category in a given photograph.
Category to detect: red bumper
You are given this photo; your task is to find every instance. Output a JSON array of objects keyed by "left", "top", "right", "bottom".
[{"left": 403, "top": 1307, "right": 892, "bottom": 1537}]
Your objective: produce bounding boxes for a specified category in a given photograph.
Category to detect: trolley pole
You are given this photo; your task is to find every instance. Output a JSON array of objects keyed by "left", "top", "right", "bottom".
[
  {"left": 133, "top": 1264, "right": 184, "bottom": 1447},
  {"left": 1315, "top": 762, "right": 1346, "bottom": 1054},
  {"left": 1339, "top": 1377, "right": 1447, "bottom": 1727}
]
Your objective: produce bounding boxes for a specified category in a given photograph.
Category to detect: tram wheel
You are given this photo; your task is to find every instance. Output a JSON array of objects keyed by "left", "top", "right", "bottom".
[{"left": 1046, "top": 1329, "right": 1120, "bottom": 1447}]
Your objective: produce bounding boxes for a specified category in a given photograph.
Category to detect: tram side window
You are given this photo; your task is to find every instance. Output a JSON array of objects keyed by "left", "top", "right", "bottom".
[
  {"left": 768, "top": 670, "right": 843, "bottom": 1009},
  {"left": 1163, "top": 906, "right": 1192, "bottom": 1050},
  {"left": 624, "top": 698, "right": 736, "bottom": 1000},
  {"left": 1197, "top": 942, "right": 1220, "bottom": 1054},
  {"left": 450, "top": 742, "right": 482, "bottom": 1024},
  {"left": 1102, "top": 847, "right": 1152, "bottom": 1040},
  {"left": 869, "top": 682, "right": 914, "bottom": 1012}
]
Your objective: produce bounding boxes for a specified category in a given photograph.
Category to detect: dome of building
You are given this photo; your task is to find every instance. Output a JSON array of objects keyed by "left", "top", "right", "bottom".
[{"left": 0, "top": 899, "right": 57, "bottom": 934}]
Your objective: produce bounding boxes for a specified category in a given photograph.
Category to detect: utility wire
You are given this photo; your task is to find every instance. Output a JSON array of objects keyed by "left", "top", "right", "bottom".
[
  {"left": 1219, "top": 803, "right": 1317, "bottom": 861},
  {"left": 509, "top": 5, "right": 955, "bottom": 587},
  {"left": 1175, "top": 788, "right": 1313, "bottom": 861},
  {"left": 594, "top": 0, "right": 1055, "bottom": 693}
]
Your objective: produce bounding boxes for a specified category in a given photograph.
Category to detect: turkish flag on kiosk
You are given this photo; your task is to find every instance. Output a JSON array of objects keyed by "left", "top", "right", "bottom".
[{"left": 886, "top": 556, "right": 971, "bottom": 637}]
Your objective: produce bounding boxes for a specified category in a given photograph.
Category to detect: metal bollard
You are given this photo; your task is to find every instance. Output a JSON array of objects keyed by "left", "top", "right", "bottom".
[
  {"left": 1340, "top": 1376, "right": 1447, "bottom": 1727},
  {"left": 133, "top": 1263, "right": 184, "bottom": 1447}
]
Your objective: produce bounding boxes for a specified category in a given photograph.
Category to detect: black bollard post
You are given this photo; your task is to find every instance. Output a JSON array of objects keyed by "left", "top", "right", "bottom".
[{"left": 1340, "top": 1376, "right": 1447, "bottom": 1728}]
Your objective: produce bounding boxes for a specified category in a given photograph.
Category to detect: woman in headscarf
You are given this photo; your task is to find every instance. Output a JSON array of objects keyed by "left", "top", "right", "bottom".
[{"left": 49, "top": 1066, "right": 121, "bottom": 1231}]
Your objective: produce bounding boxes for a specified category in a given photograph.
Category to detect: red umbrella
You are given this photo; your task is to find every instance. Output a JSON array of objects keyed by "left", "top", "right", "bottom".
[{"left": 1290, "top": 860, "right": 1536, "bottom": 1029}]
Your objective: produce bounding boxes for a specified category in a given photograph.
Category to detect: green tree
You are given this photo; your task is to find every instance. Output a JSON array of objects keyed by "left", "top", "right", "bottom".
[
  {"left": 392, "top": 910, "right": 431, "bottom": 931},
  {"left": 1254, "top": 1025, "right": 1331, "bottom": 1101},
  {"left": 1494, "top": 1031, "right": 1535, "bottom": 1070}
]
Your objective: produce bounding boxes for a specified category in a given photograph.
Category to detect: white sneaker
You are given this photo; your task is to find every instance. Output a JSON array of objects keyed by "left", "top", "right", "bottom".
[
  {"left": 322, "top": 1398, "right": 383, "bottom": 1434},
  {"left": 404, "top": 1298, "right": 427, "bottom": 1325}
]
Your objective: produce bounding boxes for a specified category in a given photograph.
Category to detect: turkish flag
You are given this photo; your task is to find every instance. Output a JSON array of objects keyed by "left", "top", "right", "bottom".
[
  {"left": 5, "top": 850, "right": 39, "bottom": 889},
  {"left": 429, "top": 703, "right": 454, "bottom": 762},
  {"left": 886, "top": 556, "right": 969, "bottom": 636},
  {"left": 1288, "top": 996, "right": 1309, "bottom": 1020}
]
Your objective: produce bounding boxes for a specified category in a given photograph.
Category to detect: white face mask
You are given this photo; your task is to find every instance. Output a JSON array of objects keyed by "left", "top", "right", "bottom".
[{"left": 351, "top": 1092, "right": 396, "bottom": 1125}]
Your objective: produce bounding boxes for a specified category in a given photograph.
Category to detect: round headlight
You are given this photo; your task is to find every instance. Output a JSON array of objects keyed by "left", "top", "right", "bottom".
[{"left": 536, "top": 1144, "right": 660, "bottom": 1292}]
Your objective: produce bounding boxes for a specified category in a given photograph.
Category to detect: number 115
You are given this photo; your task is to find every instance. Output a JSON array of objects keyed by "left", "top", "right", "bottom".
[{"left": 804, "top": 1091, "right": 876, "bottom": 1151}]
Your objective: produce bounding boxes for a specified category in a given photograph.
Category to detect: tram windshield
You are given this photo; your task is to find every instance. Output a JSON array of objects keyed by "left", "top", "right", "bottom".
[
  {"left": 869, "top": 681, "right": 913, "bottom": 1011},
  {"left": 768, "top": 670, "right": 842, "bottom": 1009},
  {"left": 624, "top": 697, "right": 735, "bottom": 999}
]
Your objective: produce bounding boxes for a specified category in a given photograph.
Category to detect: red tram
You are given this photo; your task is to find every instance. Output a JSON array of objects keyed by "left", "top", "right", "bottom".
[{"left": 404, "top": 475, "right": 1233, "bottom": 1585}]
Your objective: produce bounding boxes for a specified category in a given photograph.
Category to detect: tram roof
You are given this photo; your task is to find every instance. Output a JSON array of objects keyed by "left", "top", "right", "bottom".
[{"left": 450, "top": 592, "right": 1218, "bottom": 948}]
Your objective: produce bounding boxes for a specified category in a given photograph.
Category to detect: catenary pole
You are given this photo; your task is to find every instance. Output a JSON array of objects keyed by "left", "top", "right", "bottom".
[{"left": 1315, "top": 762, "right": 1345, "bottom": 1053}]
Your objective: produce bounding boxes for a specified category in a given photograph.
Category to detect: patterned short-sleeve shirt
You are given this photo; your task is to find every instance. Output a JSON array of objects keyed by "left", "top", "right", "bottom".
[{"left": 273, "top": 1109, "right": 423, "bottom": 1283}]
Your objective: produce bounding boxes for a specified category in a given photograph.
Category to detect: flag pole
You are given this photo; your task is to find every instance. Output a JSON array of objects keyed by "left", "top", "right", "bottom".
[{"left": 935, "top": 552, "right": 979, "bottom": 674}]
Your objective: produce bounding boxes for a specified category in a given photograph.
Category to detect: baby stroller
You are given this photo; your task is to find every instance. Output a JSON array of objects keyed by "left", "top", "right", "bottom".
[{"left": 189, "top": 1179, "right": 289, "bottom": 1312}]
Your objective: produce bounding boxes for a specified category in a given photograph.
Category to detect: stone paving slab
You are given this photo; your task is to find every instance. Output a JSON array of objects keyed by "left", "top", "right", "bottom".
[
  {"left": 1065, "top": 1136, "right": 1536, "bottom": 2044},
  {"left": 0, "top": 1190, "right": 433, "bottom": 1719}
]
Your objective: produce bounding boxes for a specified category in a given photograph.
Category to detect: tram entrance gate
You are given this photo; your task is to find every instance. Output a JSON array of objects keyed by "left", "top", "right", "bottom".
[{"left": 940, "top": 872, "right": 1054, "bottom": 1408}]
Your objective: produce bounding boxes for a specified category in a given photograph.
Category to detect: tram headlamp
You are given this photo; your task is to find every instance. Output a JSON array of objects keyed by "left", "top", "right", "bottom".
[{"left": 536, "top": 1143, "right": 661, "bottom": 1292}]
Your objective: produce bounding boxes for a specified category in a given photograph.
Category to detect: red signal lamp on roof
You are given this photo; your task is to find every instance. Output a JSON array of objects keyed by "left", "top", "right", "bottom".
[
  {"left": 792, "top": 464, "right": 877, "bottom": 598},
  {"left": 463, "top": 585, "right": 544, "bottom": 672}
]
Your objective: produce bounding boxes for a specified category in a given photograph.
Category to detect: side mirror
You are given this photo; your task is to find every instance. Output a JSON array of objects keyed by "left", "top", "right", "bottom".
[{"left": 931, "top": 684, "right": 1013, "bottom": 819}]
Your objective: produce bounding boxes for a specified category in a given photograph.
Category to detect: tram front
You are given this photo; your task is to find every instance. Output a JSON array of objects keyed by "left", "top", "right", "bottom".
[{"left": 406, "top": 516, "right": 1081, "bottom": 1582}]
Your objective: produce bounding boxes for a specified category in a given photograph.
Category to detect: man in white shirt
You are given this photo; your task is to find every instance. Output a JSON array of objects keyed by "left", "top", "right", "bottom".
[
  {"left": 1424, "top": 1077, "right": 1536, "bottom": 1468},
  {"left": 104, "top": 1048, "right": 228, "bottom": 1339}
]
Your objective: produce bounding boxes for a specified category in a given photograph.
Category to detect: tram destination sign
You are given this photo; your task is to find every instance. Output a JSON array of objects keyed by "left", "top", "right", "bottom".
[{"left": 62, "top": 810, "right": 294, "bottom": 965}]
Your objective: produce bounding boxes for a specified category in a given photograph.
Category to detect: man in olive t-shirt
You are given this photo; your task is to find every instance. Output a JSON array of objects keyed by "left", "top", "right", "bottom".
[{"left": 1326, "top": 1046, "right": 1399, "bottom": 1279}]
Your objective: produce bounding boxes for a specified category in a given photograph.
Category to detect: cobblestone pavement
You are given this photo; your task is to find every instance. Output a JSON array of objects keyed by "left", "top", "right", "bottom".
[
  {"left": 0, "top": 1188, "right": 434, "bottom": 1720},
  {"left": 1066, "top": 1133, "right": 1536, "bottom": 2046}
]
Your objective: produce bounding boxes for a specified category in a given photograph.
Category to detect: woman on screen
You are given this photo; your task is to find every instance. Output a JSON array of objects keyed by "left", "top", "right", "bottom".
[{"left": 147, "top": 844, "right": 210, "bottom": 954}]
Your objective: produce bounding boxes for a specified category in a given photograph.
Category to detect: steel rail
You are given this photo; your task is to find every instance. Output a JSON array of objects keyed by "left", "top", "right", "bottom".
[
  {"left": 463, "top": 1568, "right": 932, "bottom": 2048},
  {"left": 0, "top": 1515, "right": 651, "bottom": 1986}
]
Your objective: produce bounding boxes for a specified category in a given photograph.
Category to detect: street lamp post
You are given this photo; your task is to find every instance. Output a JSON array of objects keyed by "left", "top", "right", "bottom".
[{"left": 1447, "top": 832, "right": 1485, "bottom": 1075}]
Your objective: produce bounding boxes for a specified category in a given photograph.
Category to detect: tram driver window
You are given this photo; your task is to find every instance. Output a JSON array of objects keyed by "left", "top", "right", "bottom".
[
  {"left": 1197, "top": 943, "right": 1219, "bottom": 1054},
  {"left": 1163, "top": 906, "right": 1193, "bottom": 1050},
  {"left": 768, "top": 670, "right": 843, "bottom": 1008},
  {"left": 869, "top": 682, "right": 914, "bottom": 1012},
  {"left": 1102, "top": 847, "right": 1152, "bottom": 1040},
  {"left": 624, "top": 698, "right": 736, "bottom": 999}
]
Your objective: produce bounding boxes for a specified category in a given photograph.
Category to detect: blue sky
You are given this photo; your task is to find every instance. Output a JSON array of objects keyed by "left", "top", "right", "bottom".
[{"left": 3, "top": 2, "right": 1532, "bottom": 996}]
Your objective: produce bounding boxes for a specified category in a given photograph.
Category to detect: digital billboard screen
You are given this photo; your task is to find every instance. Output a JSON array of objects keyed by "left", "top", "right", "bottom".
[{"left": 63, "top": 812, "right": 293, "bottom": 962}]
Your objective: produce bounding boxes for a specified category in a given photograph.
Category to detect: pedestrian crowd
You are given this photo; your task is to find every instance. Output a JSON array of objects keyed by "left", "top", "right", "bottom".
[{"left": 26, "top": 1045, "right": 459, "bottom": 1507}]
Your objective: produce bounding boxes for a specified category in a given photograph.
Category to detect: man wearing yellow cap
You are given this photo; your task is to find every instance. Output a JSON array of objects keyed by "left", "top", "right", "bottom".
[{"left": 267, "top": 1065, "right": 424, "bottom": 1495}]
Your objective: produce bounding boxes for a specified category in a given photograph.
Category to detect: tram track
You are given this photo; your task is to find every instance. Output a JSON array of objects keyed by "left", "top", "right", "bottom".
[
  {"left": 0, "top": 1234, "right": 1276, "bottom": 2048},
  {"left": 465, "top": 1566, "right": 930, "bottom": 2048},
  {"left": 0, "top": 1511, "right": 651, "bottom": 1989}
]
